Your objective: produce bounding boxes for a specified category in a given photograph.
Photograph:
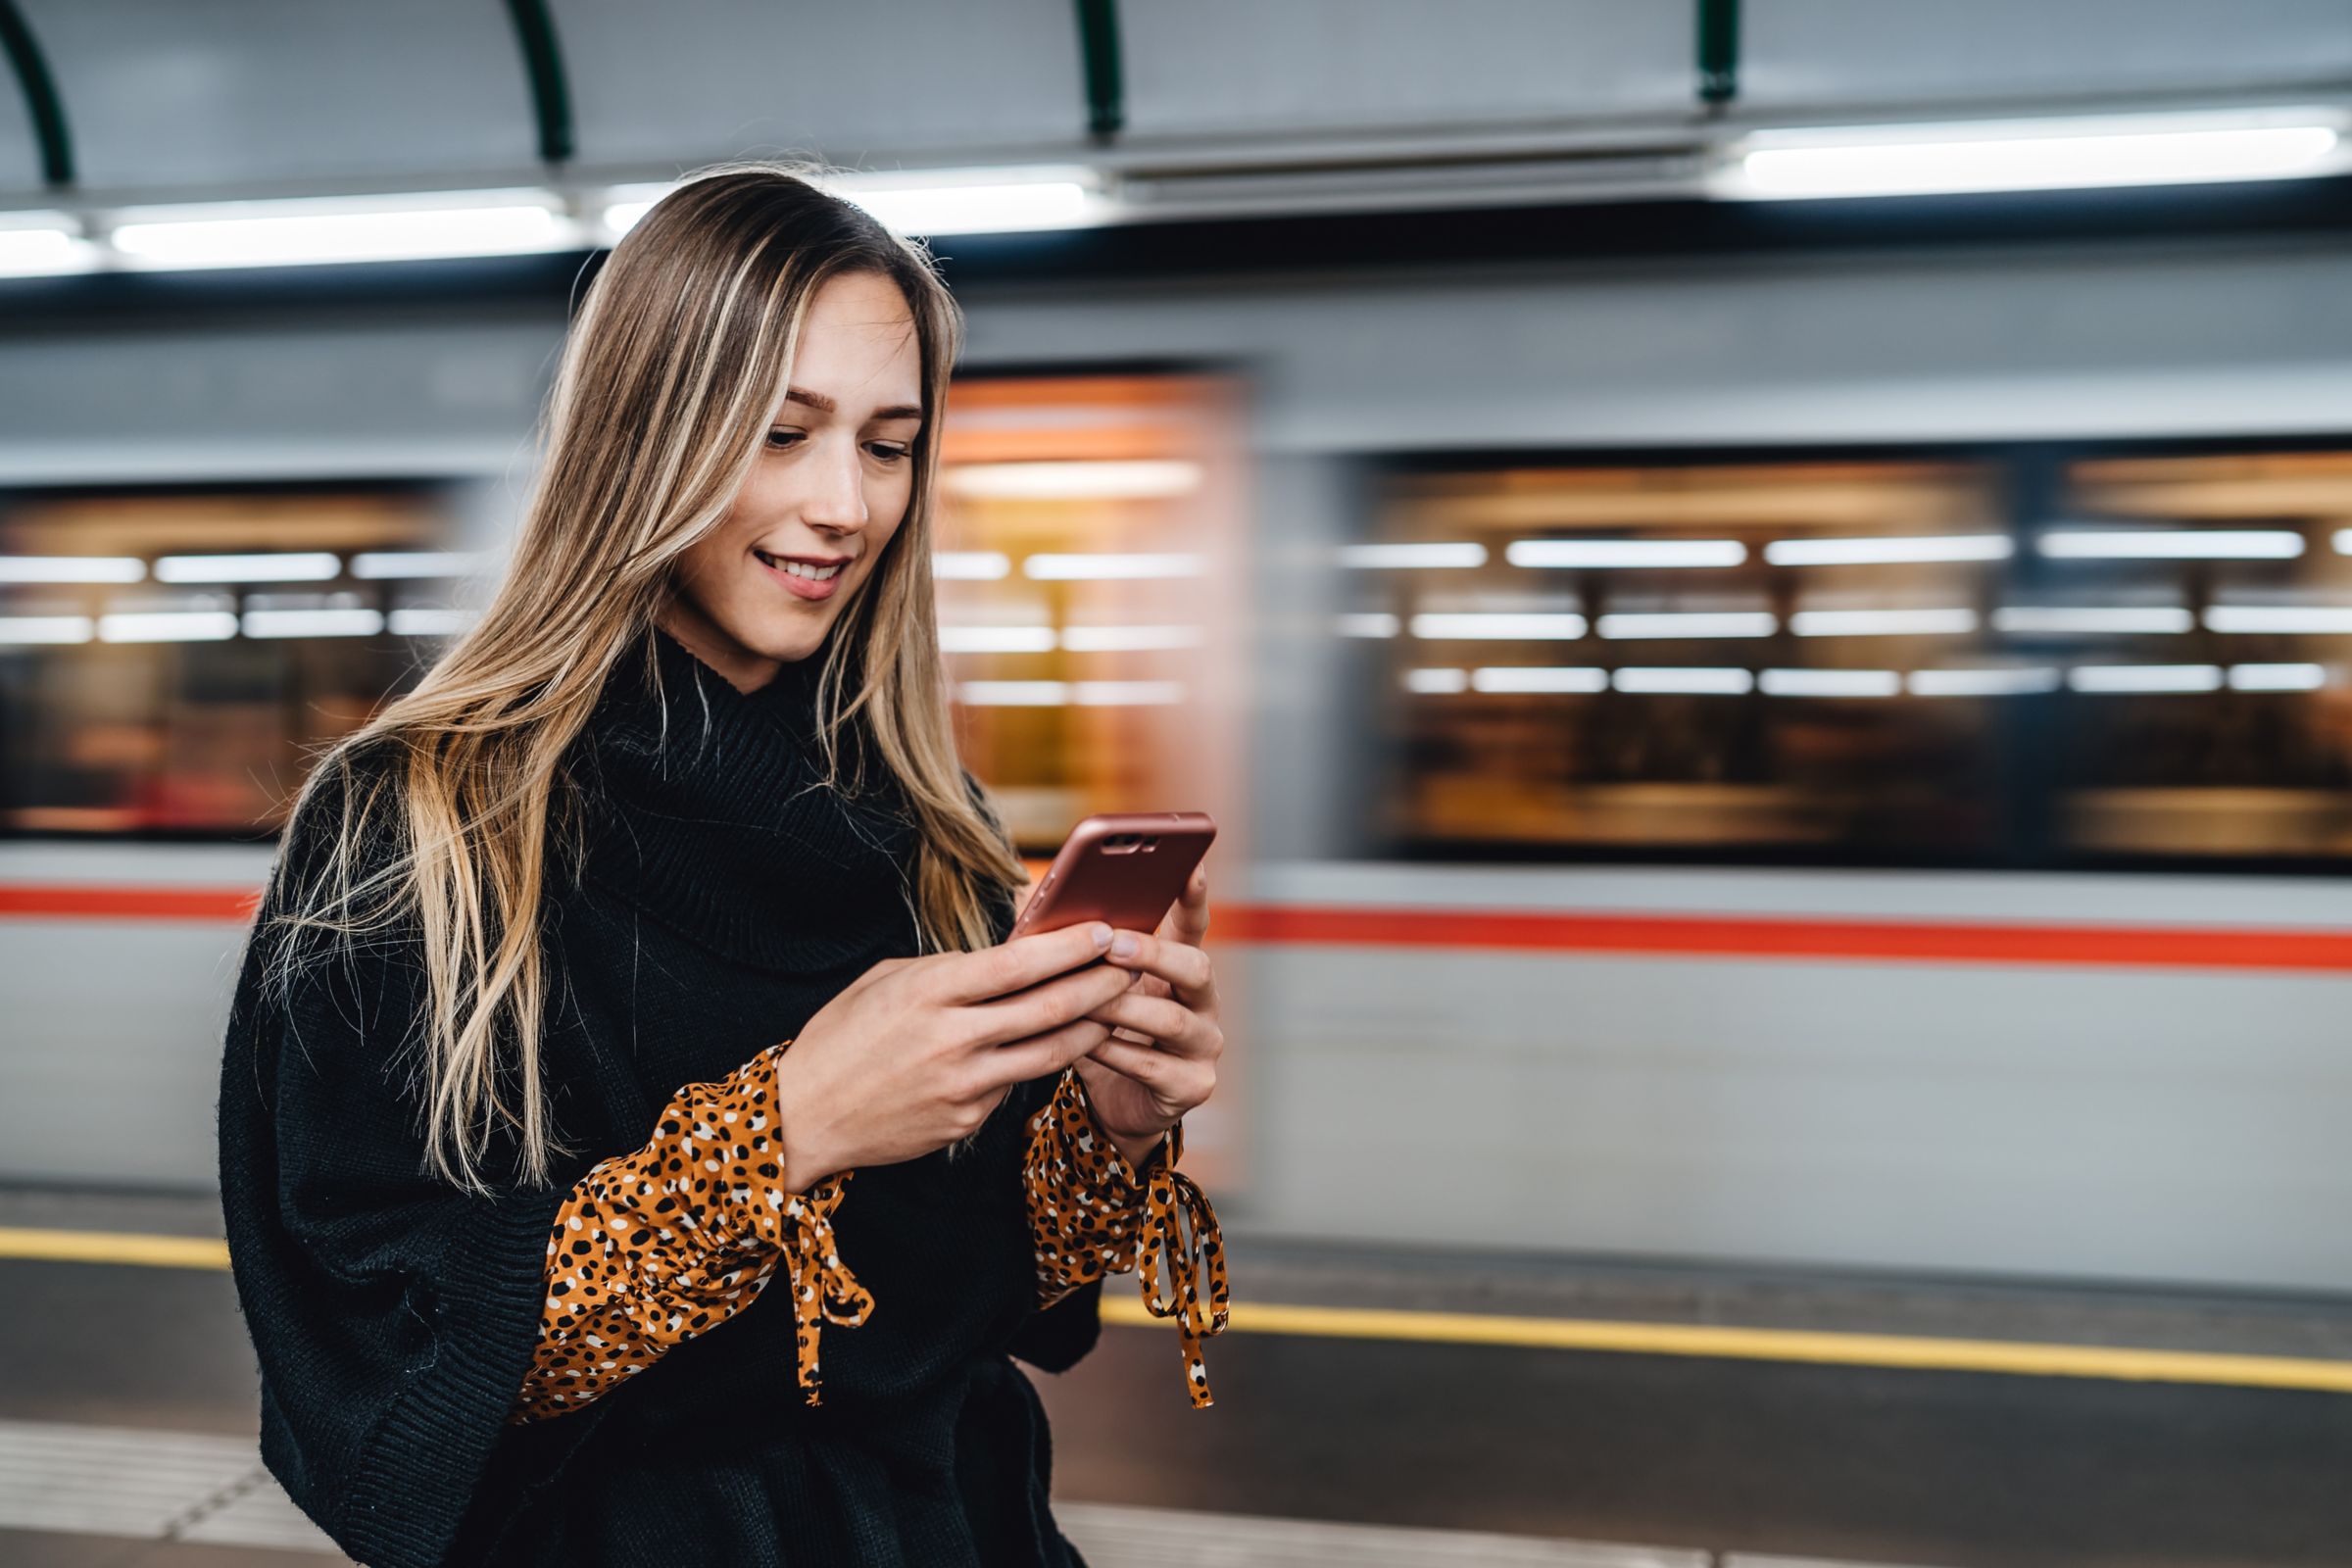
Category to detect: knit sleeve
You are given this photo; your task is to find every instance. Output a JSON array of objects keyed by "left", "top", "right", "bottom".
[
  {"left": 217, "top": 751, "right": 605, "bottom": 1568},
  {"left": 1022, "top": 1068, "right": 1231, "bottom": 1407},
  {"left": 508, "top": 1041, "right": 870, "bottom": 1421}
]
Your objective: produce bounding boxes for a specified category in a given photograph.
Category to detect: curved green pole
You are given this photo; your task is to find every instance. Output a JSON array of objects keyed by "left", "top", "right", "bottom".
[
  {"left": 0, "top": 0, "right": 72, "bottom": 187},
  {"left": 502, "top": 0, "right": 574, "bottom": 165},
  {"left": 1073, "top": 0, "right": 1124, "bottom": 141}
]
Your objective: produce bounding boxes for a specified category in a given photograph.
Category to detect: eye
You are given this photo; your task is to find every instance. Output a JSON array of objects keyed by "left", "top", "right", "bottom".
[
  {"left": 763, "top": 428, "right": 806, "bottom": 451},
  {"left": 865, "top": 442, "right": 912, "bottom": 463}
]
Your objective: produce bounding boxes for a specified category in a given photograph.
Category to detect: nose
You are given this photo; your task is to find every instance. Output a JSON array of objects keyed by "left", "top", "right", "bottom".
[{"left": 801, "top": 438, "right": 868, "bottom": 537}]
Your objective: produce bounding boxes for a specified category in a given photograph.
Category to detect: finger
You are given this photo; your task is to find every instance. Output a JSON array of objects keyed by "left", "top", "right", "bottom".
[
  {"left": 1083, "top": 989, "right": 1215, "bottom": 1059},
  {"left": 1102, "top": 929, "right": 1216, "bottom": 1005},
  {"left": 937, "top": 921, "right": 1115, "bottom": 1004},
  {"left": 1084, "top": 1038, "right": 1215, "bottom": 1109},
  {"left": 984, "top": 1016, "right": 1114, "bottom": 1087},
  {"left": 962, "top": 960, "right": 1137, "bottom": 1049},
  {"left": 1158, "top": 866, "right": 1210, "bottom": 946}
]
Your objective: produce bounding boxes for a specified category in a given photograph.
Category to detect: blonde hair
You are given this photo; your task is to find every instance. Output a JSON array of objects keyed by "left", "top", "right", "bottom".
[{"left": 255, "top": 165, "right": 1026, "bottom": 1195}]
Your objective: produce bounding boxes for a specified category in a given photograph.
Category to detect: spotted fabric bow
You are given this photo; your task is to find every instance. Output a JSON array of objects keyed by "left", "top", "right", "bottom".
[
  {"left": 773, "top": 1173, "right": 875, "bottom": 1407},
  {"left": 1133, "top": 1121, "right": 1231, "bottom": 1408}
]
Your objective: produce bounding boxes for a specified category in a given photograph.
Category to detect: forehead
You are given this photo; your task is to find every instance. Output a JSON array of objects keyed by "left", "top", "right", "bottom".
[{"left": 789, "top": 272, "right": 922, "bottom": 408}]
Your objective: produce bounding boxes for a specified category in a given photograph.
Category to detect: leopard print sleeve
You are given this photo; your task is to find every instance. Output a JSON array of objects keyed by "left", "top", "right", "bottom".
[
  {"left": 506, "top": 1041, "right": 872, "bottom": 1423},
  {"left": 1022, "top": 1067, "right": 1231, "bottom": 1408}
]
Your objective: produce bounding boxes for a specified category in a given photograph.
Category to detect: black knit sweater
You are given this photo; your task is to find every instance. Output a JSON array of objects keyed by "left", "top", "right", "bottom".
[{"left": 217, "top": 625, "right": 1102, "bottom": 1567}]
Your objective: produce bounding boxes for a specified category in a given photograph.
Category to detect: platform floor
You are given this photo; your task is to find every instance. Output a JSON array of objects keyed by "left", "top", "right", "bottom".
[{"left": 4, "top": 1185, "right": 2350, "bottom": 1566}]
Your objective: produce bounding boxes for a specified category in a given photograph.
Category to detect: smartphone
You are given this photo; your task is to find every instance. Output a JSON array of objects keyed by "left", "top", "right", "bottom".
[{"left": 1007, "top": 811, "right": 1217, "bottom": 944}]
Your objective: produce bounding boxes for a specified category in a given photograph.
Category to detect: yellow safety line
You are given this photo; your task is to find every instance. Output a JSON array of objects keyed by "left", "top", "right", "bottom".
[
  {"left": 1101, "top": 1296, "right": 2352, "bottom": 1395},
  {"left": 11, "top": 1226, "right": 2349, "bottom": 1396},
  {"left": 0, "top": 1226, "right": 230, "bottom": 1270}
]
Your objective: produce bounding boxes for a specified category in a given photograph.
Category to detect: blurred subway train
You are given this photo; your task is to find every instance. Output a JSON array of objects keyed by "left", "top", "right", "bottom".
[{"left": 6, "top": 249, "right": 2352, "bottom": 1303}]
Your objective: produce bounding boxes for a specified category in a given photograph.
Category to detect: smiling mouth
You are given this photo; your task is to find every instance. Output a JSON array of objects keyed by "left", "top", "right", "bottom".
[{"left": 754, "top": 549, "right": 849, "bottom": 581}]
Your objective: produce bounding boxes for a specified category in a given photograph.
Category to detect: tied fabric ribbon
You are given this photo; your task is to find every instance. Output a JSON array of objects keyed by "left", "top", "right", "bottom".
[
  {"left": 1022, "top": 1071, "right": 1232, "bottom": 1407},
  {"left": 1132, "top": 1120, "right": 1231, "bottom": 1409},
  {"left": 771, "top": 1173, "right": 875, "bottom": 1407}
]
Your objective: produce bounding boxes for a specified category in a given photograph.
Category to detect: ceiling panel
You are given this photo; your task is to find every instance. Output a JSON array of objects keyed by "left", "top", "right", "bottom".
[
  {"left": 18, "top": 0, "right": 536, "bottom": 193},
  {"left": 555, "top": 0, "right": 1087, "bottom": 170},
  {"left": 1121, "top": 1, "right": 1693, "bottom": 142},
  {"left": 1742, "top": 0, "right": 2352, "bottom": 112}
]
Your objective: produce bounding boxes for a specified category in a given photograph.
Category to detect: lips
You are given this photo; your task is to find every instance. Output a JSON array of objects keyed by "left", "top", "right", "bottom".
[{"left": 754, "top": 548, "right": 848, "bottom": 602}]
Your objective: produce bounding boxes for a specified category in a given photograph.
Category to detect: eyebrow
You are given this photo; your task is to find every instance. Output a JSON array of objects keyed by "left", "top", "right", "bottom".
[{"left": 783, "top": 386, "right": 924, "bottom": 422}]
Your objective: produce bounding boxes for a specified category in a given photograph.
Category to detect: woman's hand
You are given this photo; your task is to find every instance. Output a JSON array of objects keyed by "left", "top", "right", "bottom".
[
  {"left": 768, "top": 922, "right": 1133, "bottom": 1190},
  {"left": 1073, "top": 866, "right": 1223, "bottom": 1166}
]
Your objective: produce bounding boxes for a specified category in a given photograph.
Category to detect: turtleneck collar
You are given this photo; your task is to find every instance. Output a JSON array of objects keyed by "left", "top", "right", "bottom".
[{"left": 564, "top": 624, "right": 924, "bottom": 974}]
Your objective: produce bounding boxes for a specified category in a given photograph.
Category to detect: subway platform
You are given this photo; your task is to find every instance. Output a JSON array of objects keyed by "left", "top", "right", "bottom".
[{"left": 2, "top": 1184, "right": 2348, "bottom": 1567}]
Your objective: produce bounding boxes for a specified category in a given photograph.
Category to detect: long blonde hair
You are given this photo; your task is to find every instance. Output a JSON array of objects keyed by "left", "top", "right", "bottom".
[{"left": 256, "top": 166, "right": 1026, "bottom": 1196}]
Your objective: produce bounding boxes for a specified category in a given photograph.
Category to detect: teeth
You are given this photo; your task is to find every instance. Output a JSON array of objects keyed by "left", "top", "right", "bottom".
[{"left": 760, "top": 553, "right": 843, "bottom": 581}]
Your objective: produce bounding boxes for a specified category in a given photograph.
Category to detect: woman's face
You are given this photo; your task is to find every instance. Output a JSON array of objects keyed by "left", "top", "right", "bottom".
[{"left": 660, "top": 270, "right": 926, "bottom": 692}]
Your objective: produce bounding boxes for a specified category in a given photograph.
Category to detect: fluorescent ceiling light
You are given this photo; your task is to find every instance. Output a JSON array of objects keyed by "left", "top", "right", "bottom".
[
  {"left": 98, "top": 611, "right": 239, "bottom": 643},
  {"left": 0, "top": 555, "right": 145, "bottom": 583},
  {"left": 2205, "top": 605, "right": 2352, "bottom": 634},
  {"left": 154, "top": 553, "right": 340, "bottom": 584},
  {"left": 945, "top": 461, "right": 1201, "bottom": 501},
  {"left": 1725, "top": 109, "right": 2346, "bottom": 201},
  {"left": 351, "top": 551, "right": 484, "bottom": 580},
  {"left": 2037, "top": 529, "right": 2306, "bottom": 560},
  {"left": 1060, "top": 623, "right": 1203, "bottom": 652},
  {"left": 832, "top": 168, "right": 1102, "bottom": 235},
  {"left": 389, "top": 607, "right": 472, "bottom": 637},
  {"left": 0, "top": 214, "right": 94, "bottom": 277},
  {"left": 1993, "top": 606, "right": 2194, "bottom": 635},
  {"left": 1342, "top": 543, "right": 1487, "bottom": 569},
  {"left": 1470, "top": 665, "right": 1608, "bottom": 694},
  {"left": 1410, "top": 612, "right": 1587, "bottom": 640},
  {"left": 958, "top": 680, "right": 1068, "bottom": 706},
  {"left": 1790, "top": 608, "right": 1979, "bottom": 638},
  {"left": 1336, "top": 612, "right": 1400, "bottom": 638},
  {"left": 1764, "top": 535, "right": 2013, "bottom": 566},
  {"left": 1022, "top": 553, "right": 1203, "bottom": 580},
  {"left": 1908, "top": 667, "right": 2061, "bottom": 698},
  {"left": 940, "top": 625, "right": 1056, "bottom": 654},
  {"left": 1073, "top": 680, "right": 1184, "bottom": 706},
  {"left": 112, "top": 191, "right": 570, "bottom": 270},
  {"left": 2068, "top": 663, "right": 2225, "bottom": 694},
  {"left": 0, "top": 614, "right": 93, "bottom": 644},
  {"left": 2229, "top": 662, "right": 2328, "bottom": 691},
  {"left": 1507, "top": 539, "right": 1747, "bottom": 569},
  {"left": 242, "top": 608, "right": 384, "bottom": 639},
  {"left": 933, "top": 551, "right": 1011, "bottom": 580},
  {"left": 1597, "top": 612, "right": 1776, "bottom": 640},
  {"left": 1403, "top": 667, "right": 1469, "bottom": 694},
  {"left": 1759, "top": 668, "right": 1901, "bottom": 698},
  {"left": 1612, "top": 667, "right": 1755, "bottom": 695}
]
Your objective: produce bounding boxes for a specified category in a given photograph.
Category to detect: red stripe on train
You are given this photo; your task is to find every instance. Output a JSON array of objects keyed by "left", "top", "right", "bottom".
[
  {"left": 4, "top": 885, "right": 2349, "bottom": 972},
  {"left": 1213, "top": 905, "right": 2352, "bottom": 972},
  {"left": 0, "top": 885, "right": 264, "bottom": 922}
]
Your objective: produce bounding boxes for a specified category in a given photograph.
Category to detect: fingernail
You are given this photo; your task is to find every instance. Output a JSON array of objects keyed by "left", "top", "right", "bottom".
[
  {"left": 1091, "top": 923, "right": 1113, "bottom": 949},
  {"left": 1111, "top": 933, "right": 1141, "bottom": 958}
]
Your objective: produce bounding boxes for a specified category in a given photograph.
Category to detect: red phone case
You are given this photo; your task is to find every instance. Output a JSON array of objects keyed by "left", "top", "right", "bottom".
[{"left": 1007, "top": 812, "right": 1217, "bottom": 941}]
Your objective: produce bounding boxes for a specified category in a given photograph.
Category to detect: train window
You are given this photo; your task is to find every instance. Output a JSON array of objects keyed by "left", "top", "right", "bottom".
[
  {"left": 0, "top": 485, "right": 467, "bottom": 837},
  {"left": 934, "top": 374, "right": 1248, "bottom": 858},
  {"left": 2048, "top": 451, "right": 2352, "bottom": 860},
  {"left": 0, "top": 376, "right": 1252, "bottom": 862},
  {"left": 1362, "top": 449, "right": 2352, "bottom": 869}
]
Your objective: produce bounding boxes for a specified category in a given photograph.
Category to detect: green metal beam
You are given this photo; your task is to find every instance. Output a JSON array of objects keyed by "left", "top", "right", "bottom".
[
  {"left": 0, "top": 0, "right": 71, "bottom": 187},
  {"left": 1072, "top": 0, "right": 1124, "bottom": 141},
  {"left": 1697, "top": 0, "right": 1740, "bottom": 107},
  {"left": 502, "top": 0, "right": 574, "bottom": 165}
]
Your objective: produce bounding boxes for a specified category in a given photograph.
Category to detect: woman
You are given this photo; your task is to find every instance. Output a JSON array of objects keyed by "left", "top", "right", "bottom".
[{"left": 217, "top": 166, "right": 1229, "bottom": 1568}]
